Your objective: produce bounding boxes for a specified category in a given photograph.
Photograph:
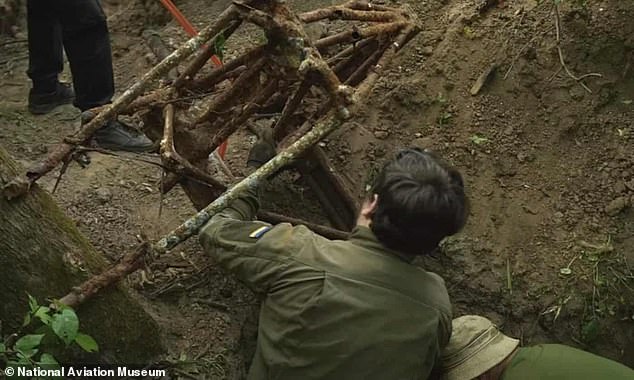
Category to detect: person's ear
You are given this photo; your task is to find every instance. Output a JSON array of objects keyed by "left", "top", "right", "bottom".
[{"left": 360, "top": 194, "right": 378, "bottom": 219}]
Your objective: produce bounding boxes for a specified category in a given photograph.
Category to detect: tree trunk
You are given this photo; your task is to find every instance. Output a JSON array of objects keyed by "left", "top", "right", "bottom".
[{"left": 0, "top": 145, "right": 164, "bottom": 364}]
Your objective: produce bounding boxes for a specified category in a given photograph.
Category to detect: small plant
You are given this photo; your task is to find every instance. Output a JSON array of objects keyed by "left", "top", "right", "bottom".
[
  {"left": 437, "top": 112, "right": 453, "bottom": 127},
  {"left": 213, "top": 34, "right": 226, "bottom": 62},
  {"left": 462, "top": 26, "right": 477, "bottom": 39},
  {"left": 470, "top": 134, "right": 489, "bottom": 145},
  {"left": 0, "top": 295, "right": 98, "bottom": 370},
  {"left": 433, "top": 92, "right": 448, "bottom": 105}
]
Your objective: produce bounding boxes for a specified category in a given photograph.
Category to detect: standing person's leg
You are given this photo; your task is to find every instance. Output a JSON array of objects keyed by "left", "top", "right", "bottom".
[
  {"left": 26, "top": 0, "right": 74, "bottom": 114},
  {"left": 57, "top": 0, "right": 153, "bottom": 152},
  {"left": 57, "top": 0, "right": 113, "bottom": 111}
]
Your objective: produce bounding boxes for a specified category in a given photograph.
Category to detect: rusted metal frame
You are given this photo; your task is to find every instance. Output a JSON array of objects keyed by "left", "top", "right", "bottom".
[
  {"left": 161, "top": 172, "right": 181, "bottom": 194},
  {"left": 308, "top": 146, "right": 358, "bottom": 217},
  {"left": 58, "top": 243, "right": 151, "bottom": 307},
  {"left": 272, "top": 79, "right": 312, "bottom": 141},
  {"left": 173, "top": 20, "right": 243, "bottom": 89},
  {"left": 160, "top": 104, "right": 227, "bottom": 191},
  {"left": 207, "top": 79, "right": 281, "bottom": 155},
  {"left": 332, "top": 39, "right": 380, "bottom": 80},
  {"left": 278, "top": 39, "right": 388, "bottom": 148},
  {"left": 161, "top": 78, "right": 280, "bottom": 195},
  {"left": 257, "top": 210, "right": 349, "bottom": 240},
  {"left": 279, "top": 120, "right": 313, "bottom": 150},
  {"left": 120, "top": 85, "right": 231, "bottom": 116},
  {"left": 187, "top": 45, "right": 266, "bottom": 91},
  {"left": 270, "top": 92, "right": 359, "bottom": 230},
  {"left": 297, "top": 170, "right": 351, "bottom": 231},
  {"left": 299, "top": 6, "right": 399, "bottom": 23},
  {"left": 233, "top": 1, "right": 274, "bottom": 30},
  {"left": 114, "top": 88, "right": 172, "bottom": 115},
  {"left": 281, "top": 46, "right": 378, "bottom": 140},
  {"left": 300, "top": 55, "right": 353, "bottom": 119},
  {"left": 278, "top": 29, "right": 418, "bottom": 229},
  {"left": 344, "top": 41, "right": 387, "bottom": 86},
  {"left": 192, "top": 57, "right": 266, "bottom": 126},
  {"left": 143, "top": 30, "right": 180, "bottom": 81},
  {"left": 56, "top": 25, "right": 411, "bottom": 307},
  {"left": 2, "top": 7, "right": 239, "bottom": 199},
  {"left": 174, "top": 0, "right": 256, "bottom": 90},
  {"left": 188, "top": 64, "right": 249, "bottom": 93},
  {"left": 326, "top": 37, "right": 376, "bottom": 67},
  {"left": 314, "top": 21, "right": 407, "bottom": 50},
  {"left": 345, "top": 0, "right": 402, "bottom": 13},
  {"left": 237, "top": 0, "right": 355, "bottom": 119}
]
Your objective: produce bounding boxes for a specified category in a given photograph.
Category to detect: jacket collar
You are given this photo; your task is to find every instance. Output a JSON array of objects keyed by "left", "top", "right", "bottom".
[{"left": 348, "top": 226, "right": 415, "bottom": 263}]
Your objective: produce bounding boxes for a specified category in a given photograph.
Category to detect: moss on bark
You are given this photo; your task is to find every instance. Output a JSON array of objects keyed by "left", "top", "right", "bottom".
[{"left": 0, "top": 145, "right": 164, "bottom": 364}]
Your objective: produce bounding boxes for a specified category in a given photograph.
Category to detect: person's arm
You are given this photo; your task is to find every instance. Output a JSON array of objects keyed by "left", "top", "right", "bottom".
[
  {"left": 199, "top": 184, "right": 301, "bottom": 292},
  {"left": 438, "top": 308, "right": 452, "bottom": 348},
  {"left": 199, "top": 133, "right": 311, "bottom": 293},
  {"left": 432, "top": 275, "right": 453, "bottom": 375}
]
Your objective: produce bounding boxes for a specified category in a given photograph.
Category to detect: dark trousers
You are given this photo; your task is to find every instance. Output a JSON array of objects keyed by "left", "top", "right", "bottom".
[{"left": 26, "top": 0, "right": 114, "bottom": 111}]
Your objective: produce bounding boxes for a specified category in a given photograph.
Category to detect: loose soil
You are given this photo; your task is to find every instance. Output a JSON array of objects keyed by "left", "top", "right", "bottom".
[{"left": 1, "top": 0, "right": 633, "bottom": 378}]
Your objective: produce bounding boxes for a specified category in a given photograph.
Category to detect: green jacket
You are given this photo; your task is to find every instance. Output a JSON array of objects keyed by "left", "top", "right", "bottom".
[
  {"left": 502, "top": 344, "right": 634, "bottom": 380},
  {"left": 199, "top": 187, "right": 452, "bottom": 380}
]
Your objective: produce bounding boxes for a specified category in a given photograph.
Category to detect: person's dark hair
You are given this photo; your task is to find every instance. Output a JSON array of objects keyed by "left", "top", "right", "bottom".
[{"left": 369, "top": 148, "right": 468, "bottom": 256}]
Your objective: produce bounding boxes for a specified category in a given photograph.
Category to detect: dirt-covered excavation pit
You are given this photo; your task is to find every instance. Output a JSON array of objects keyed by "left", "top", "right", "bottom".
[{"left": 0, "top": 0, "right": 633, "bottom": 378}]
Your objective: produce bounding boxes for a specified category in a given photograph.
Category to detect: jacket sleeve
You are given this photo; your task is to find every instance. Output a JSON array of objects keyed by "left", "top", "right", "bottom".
[
  {"left": 198, "top": 186, "right": 310, "bottom": 293},
  {"left": 438, "top": 307, "right": 452, "bottom": 349}
]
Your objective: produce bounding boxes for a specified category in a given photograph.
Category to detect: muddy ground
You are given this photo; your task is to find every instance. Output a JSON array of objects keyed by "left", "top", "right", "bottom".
[{"left": 1, "top": 0, "right": 633, "bottom": 378}]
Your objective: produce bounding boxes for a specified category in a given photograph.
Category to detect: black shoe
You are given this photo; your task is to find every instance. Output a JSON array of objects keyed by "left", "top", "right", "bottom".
[
  {"left": 94, "top": 119, "right": 155, "bottom": 153},
  {"left": 28, "top": 82, "right": 75, "bottom": 115}
]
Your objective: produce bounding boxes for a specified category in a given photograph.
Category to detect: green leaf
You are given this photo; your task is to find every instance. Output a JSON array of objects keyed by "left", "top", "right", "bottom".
[
  {"left": 23, "top": 312, "right": 32, "bottom": 327},
  {"left": 470, "top": 134, "right": 489, "bottom": 145},
  {"left": 28, "top": 294, "right": 39, "bottom": 313},
  {"left": 14, "top": 353, "right": 34, "bottom": 366},
  {"left": 559, "top": 267, "right": 572, "bottom": 275},
  {"left": 51, "top": 308, "right": 79, "bottom": 345},
  {"left": 214, "top": 34, "right": 226, "bottom": 61},
  {"left": 0, "top": 342, "right": 6, "bottom": 354},
  {"left": 74, "top": 333, "right": 99, "bottom": 353},
  {"left": 581, "top": 318, "right": 600, "bottom": 343},
  {"left": 34, "top": 325, "right": 50, "bottom": 335},
  {"left": 15, "top": 334, "right": 44, "bottom": 358},
  {"left": 34, "top": 306, "right": 52, "bottom": 326},
  {"left": 38, "top": 353, "right": 60, "bottom": 368}
]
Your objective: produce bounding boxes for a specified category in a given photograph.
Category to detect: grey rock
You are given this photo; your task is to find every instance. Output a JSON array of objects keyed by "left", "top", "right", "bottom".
[
  {"left": 95, "top": 187, "right": 112, "bottom": 204},
  {"left": 373, "top": 130, "right": 389, "bottom": 140},
  {"left": 614, "top": 180, "right": 627, "bottom": 194}
]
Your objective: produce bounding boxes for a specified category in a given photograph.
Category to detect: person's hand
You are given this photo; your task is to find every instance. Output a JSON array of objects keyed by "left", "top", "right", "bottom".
[{"left": 247, "top": 127, "right": 276, "bottom": 169}]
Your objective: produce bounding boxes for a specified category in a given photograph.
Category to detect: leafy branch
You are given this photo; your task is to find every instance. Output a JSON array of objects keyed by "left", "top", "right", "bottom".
[{"left": 0, "top": 295, "right": 98, "bottom": 370}]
